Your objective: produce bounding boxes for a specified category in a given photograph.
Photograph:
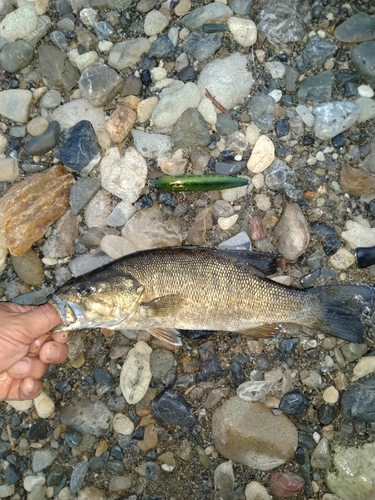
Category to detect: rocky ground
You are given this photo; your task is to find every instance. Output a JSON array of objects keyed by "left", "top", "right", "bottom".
[{"left": 0, "top": 0, "right": 375, "bottom": 499}]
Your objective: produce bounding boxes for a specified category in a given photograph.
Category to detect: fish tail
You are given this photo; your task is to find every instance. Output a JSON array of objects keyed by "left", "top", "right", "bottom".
[{"left": 309, "top": 284, "right": 373, "bottom": 343}]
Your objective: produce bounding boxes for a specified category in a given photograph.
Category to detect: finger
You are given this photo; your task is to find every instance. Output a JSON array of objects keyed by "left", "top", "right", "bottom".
[
  {"left": 39, "top": 341, "right": 68, "bottom": 365},
  {"left": 7, "top": 356, "right": 48, "bottom": 381},
  {"left": 28, "top": 334, "right": 52, "bottom": 357},
  {"left": 0, "top": 371, "right": 13, "bottom": 402},
  {"left": 21, "top": 304, "right": 62, "bottom": 341},
  {"left": 6, "top": 377, "right": 42, "bottom": 401},
  {"left": 51, "top": 331, "right": 73, "bottom": 344}
]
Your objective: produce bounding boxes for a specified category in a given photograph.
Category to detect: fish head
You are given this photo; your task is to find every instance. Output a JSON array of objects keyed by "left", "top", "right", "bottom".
[{"left": 49, "top": 269, "right": 144, "bottom": 331}]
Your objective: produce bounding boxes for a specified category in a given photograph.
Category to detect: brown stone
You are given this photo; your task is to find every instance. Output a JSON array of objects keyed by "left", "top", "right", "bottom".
[
  {"left": 105, "top": 105, "right": 136, "bottom": 143},
  {"left": 270, "top": 471, "right": 305, "bottom": 498},
  {"left": 42, "top": 209, "right": 79, "bottom": 259},
  {"left": 10, "top": 249, "right": 45, "bottom": 286},
  {"left": 248, "top": 215, "right": 267, "bottom": 241},
  {"left": 123, "top": 95, "right": 141, "bottom": 110},
  {"left": 0, "top": 165, "right": 74, "bottom": 256},
  {"left": 340, "top": 163, "right": 375, "bottom": 196}
]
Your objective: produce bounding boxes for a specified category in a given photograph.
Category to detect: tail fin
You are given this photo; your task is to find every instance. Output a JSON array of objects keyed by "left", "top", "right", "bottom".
[{"left": 309, "top": 285, "right": 373, "bottom": 343}]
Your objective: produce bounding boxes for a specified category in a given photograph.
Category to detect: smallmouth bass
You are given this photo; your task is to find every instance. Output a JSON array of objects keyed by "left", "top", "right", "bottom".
[{"left": 49, "top": 247, "right": 373, "bottom": 346}]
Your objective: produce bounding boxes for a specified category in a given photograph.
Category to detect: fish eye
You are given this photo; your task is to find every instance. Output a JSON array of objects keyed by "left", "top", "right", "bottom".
[{"left": 77, "top": 283, "right": 94, "bottom": 296}]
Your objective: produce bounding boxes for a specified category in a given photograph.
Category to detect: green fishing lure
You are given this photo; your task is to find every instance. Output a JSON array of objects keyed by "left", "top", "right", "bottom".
[{"left": 149, "top": 175, "right": 249, "bottom": 193}]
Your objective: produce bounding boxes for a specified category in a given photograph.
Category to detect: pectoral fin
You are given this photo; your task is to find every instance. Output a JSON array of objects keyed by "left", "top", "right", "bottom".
[
  {"left": 148, "top": 328, "right": 182, "bottom": 346},
  {"left": 237, "top": 324, "right": 280, "bottom": 338},
  {"left": 140, "top": 294, "right": 183, "bottom": 316}
]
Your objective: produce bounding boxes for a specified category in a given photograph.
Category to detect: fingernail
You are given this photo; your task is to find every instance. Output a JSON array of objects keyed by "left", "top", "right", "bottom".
[
  {"left": 47, "top": 344, "right": 60, "bottom": 361},
  {"left": 12, "top": 359, "right": 30, "bottom": 375}
]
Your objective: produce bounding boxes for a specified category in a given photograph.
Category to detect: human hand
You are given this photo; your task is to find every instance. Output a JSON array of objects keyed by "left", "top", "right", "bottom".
[{"left": 0, "top": 302, "right": 69, "bottom": 402}]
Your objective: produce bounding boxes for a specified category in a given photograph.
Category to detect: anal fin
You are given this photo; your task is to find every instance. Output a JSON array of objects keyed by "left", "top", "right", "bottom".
[
  {"left": 148, "top": 328, "right": 182, "bottom": 347},
  {"left": 237, "top": 324, "right": 280, "bottom": 339}
]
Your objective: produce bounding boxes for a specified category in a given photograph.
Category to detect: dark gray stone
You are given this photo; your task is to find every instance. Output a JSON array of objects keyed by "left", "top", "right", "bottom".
[
  {"left": 228, "top": 0, "right": 252, "bottom": 15},
  {"left": 93, "top": 21, "right": 114, "bottom": 40},
  {"left": 215, "top": 160, "right": 246, "bottom": 175},
  {"left": 182, "top": 33, "right": 223, "bottom": 61},
  {"left": 25, "top": 121, "right": 61, "bottom": 155},
  {"left": 0, "top": 40, "right": 34, "bottom": 73},
  {"left": 79, "top": 62, "right": 123, "bottom": 107},
  {"left": 69, "top": 177, "right": 101, "bottom": 215},
  {"left": 216, "top": 113, "right": 238, "bottom": 136},
  {"left": 334, "top": 13, "right": 375, "bottom": 43},
  {"left": 59, "top": 400, "right": 113, "bottom": 436},
  {"left": 296, "top": 36, "right": 336, "bottom": 72},
  {"left": 151, "top": 388, "right": 197, "bottom": 428},
  {"left": 70, "top": 461, "right": 89, "bottom": 494},
  {"left": 54, "top": 120, "right": 101, "bottom": 173},
  {"left": 297, "top": 70, "right": 335, "bottom": 103},
  {"left": 148, "top": 35, "right": 175, "bottom": 59},
  {"left": 121, "top": 74, "right": 142, "bottom": 96},
  {"left": 351, "top": 41, "right": 375, "bottom": 87},
  {"left": 38, "top": 45, "right": 80, "bottom": 90},
  {"left": 341, "top": 375, "right": 375, "bottom": 422},
  {"left": 171, "top": 108, "right": 211, "bottom": 148},
  {"left": 49, "top": 30, "right": 68, "bottom": 51}
]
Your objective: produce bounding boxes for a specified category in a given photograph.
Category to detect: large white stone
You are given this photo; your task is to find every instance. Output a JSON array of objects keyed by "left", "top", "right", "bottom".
[
  {"left": 0, "top": 89, "right": 32, "bottom": 124},
  {"left": 0, "top": 3, "right": 38, "bottom": 42},
  {"left": 228, "top": 17, "right": 257, "bottom": 47},
  {"left": 100, "top": 147, "right": 147, "bottom": 203},
  {"left": 144, "top": 10, "right": 169, "bottom": 36},
  {"left": 197, "top": 53, "right": 253, "bottom": 109},
  {"left": 313, "top": 101, "right": 360, "bottom": 140},
  {"left": 120, "top": 341, "right": 152, "bottom": 405}
]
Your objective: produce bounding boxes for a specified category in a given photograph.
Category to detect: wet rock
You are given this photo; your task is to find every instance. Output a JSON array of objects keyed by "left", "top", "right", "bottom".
[
  {"left": 182, "top": 32, "right": 223, "bottom": 62},
  {"left": 10, "top": 249, "right": 44, "bottom": 286},
  {"left": 120, "top": 341, "right": 152, "bottom": 404},
  {"left": 257, "top": 0, "right": 309, "bottom": 44},
  {"left": 340, "top": 164, "right": 375, "bottom": 196},
  {"left": 25, "top": 120, "right": 61, "bottom": 156},
  {"left": 32, "top": 449, "right": 58, "bottom": 472},
  {"left": 311, "top": 437, "right": 331, "bottom": 469},
  {"left": 296, "top": 36, "right": 336, "bottom": 73},
  {"left": 178, "top": 3, "right": 233, "bottom": 31},
  {"left": 70, "top": 177, "right": 101, "bottom": 216},
  {"left": 70, "top": 461, "right": 89, "bottom": 494},
  {"left": 279, "top": 390, "right": 309, "bottom": 415},
  {"left": 0, "top": 157, "right": 18, "bottom": 182},
  {"left": 0, "top": 89, "right": 32, "bottom": 124},
  {"left": 247, "top": 135, "right": 275, "bottom": 173},
  {"left": 132, "top": 129, "right": 172, "bottom": 158},
  {"left": 212, "top": 397, "right": 298, "bottom": 470},
  {"left": 270, "top": 471, "right": 305, "bottom": 498},
  {"left": 341, "top": 374, "right": 375, "bottom": 422},
  {"left": 334, "top": 13, "right": 375, "bottom": 43},
  {"left": 100, "top": 146, "right": 147, "bottom": 203},
  {"left": 121, "top": 205, "right": 182, "bottom": 251},
  {"left": 0, "top": 40, "right": 34, "bottom": 73},
  {"left": 106, "top": 201, "right": 137, "bottom": 227},
  {"left": 38, "top": 45, "right": 80, "bottom": 91},
  {"left": 151, "top": 388, "right": 197, "bottom": 428},
  {"left": 79, "top": 62, "right": 123, "bottom": 107},
  {"left": 273, "top": 203, "right": 309, "bottom": 260},
  {"left": 0, "top": 165, "right": 73, "bottom": 256},
  {"left": 113, "top": 414, "right": 134, "bottom": 436},
  {"left": 237, "top": 380, "right": 273, "bottom": 402},
  {"left": 28, "top": 419, "right": 48, "bottom": 441},
  {"left": 214, "top": 461, "right": 235, "bottom": 500},
  {"left": 197, "top": 53, "right": 254, "bottom": 109},
  {"left": 171, "top": 108, "right": 211, "bottom": 148},
  {"left": 313, "top": 101, "right": 360, "bottom": 140},
  {"left": 59, "top": 400, "right": 113, "bottom": 436},
  {"left": 298, "top": 70, "right": 335, "bottom": 104},
  {"left": 326, "top": 443, "right": 375, "bottom": 500},
  {"left": 311, "top": 222, "right": 340, "bottom": 256},
  {"left": 150, "top": 349, "right": 176, "bottom": 387},
  {"left": 199, "top": 341, "right": 227, "bottom": 381},
  {"left": 231, "top": 354, "right": 247, "bottom": 387},
  {"left": 54, "top": 120, "right": 101, "bottom": 173},
  {"left": 43, "top": 210, "right": 79, "bottom": 259},
  {"left": 105, "top": 105, "right": 136, "bottom": 143}
]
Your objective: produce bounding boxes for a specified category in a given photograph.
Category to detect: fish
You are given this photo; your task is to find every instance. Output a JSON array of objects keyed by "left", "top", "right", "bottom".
[
  {"left": 149, "top": 175, "right": 249, "bottom": 192},
  {"left": 48, "top": 247, "right": 373, "bottom": 346}
]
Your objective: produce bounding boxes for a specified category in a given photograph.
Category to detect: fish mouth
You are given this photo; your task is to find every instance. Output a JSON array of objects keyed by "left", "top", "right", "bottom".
[{"left": 51, "top": 294, "right": 85, "bottom": 327}]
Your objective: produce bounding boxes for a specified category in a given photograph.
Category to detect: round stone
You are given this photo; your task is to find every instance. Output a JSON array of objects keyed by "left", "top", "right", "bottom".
[{"left": 322, "top": 386, "right": 339, "bottom": 404}]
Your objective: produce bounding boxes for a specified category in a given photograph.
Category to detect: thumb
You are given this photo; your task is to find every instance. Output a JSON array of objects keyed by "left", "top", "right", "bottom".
[{"left": 22, "top": 304, "right": 62, "bottom": 340}]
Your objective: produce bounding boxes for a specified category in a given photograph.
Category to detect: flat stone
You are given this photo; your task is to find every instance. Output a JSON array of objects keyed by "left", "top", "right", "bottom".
[
  {"left": 341, "top": 220, "right": 375, "bottom": 249},
  {"left": 132, "top": 129, "right": 172, "bottom": 158},
  {"left": 105, "top": 105, "right": 136, "bottom": 143},
  {"left": 38, "top": 45, "right": 80, "bottom": 91},
  {"left": 197, "top": 53, "right": 253, "bottom": 109},
  {"left": 170, "top": 108, "right": 211, "bottom": 148},
  {"left": 0, "top": 3, "right": 38, "bottom": 42},
  {"left": 0, "top": 89, "right": 32, "bottom": 124},
  {"left": 137, "top": 96, "right": 158, "bottom": 123},
  {"left": 313, "top": 101, "right": 360, "bottom": 140},
  {"left": 341, "top": 375, "right": 375, "bottom": 422},
  {"left": 0, "top": 157, "right": 19, "bottom": 182},
  {"left": 273, "top": 203, "right": 310, "bottom": 260},
  {"left": 25, "top": 120, "right": 61, "bottom": 155},
  {"left": 340, "top": 164, "right": 375, "bottom": 196},
  {"left": 351, "top": 42, "right": 375, "bottom": 87},
  {"left": 329, "top": 248, "right": 355, "bottom": 270},
  {"left": 212, "top": 397, "right": 298, "bottom": 470},
  {"left": 257, "top": 0, "right": 309, "bottom": 44},
  {"left": 79, "top": 62, "right": 123, "bottom": 107},
  {"left": 298, "top": 70, "right": 335, "bottom": 104},
  {"left": 60, "top": 400, "right": 113, "bottom": 436},
  {"left": 227, "top": 17, "right": 257, "bottom": 47},
  {"left": 84, "top": 189, "right": 113, "bottom": 229},
  {"left": 178, "top": 3, "right": 233, "bottom": 31},
  {"left": 120, "top": 341, "right": 152, "bottom": 404},
  {"left": 69, "top": 176, "right": 101, "bottom": 215},
  {"left": 334, "top": 13, "right": 375, "bottom": 43},
  {"left": 152, "top": 82, "right": 201, "bottom": 129},
  {"left": 106, "top": 201, "right": 137, "bottom": 227},
  {"left": 42, "top": 210, "right": 79, "bottom": 259},
  {"left": 10, "top": 249, "right": 44, "bottom": 286},
  {"left": 355, "top": 97, "right": 375, "bottom": 123},
  {"left": 247, "top": 135, "right": 275, "bottom": 173},
  {"left": 108, "top": 38, "right": 151, "bottom": 70},
  {"left": 0, "top": 40, "right": 34, "bottom": 73},
  {"left": 182, "top": 32, "right": 223, "bottom": 62},
  {"left": 352, "top": 356, "right": 375, "bottom": 382},
  {"left": 0, "top": 165, "right": 74, "bottom": 256},
  {"left": 296, "top": 36, "right": 336, "bottom": 73},
  {"left": 144, "top": 10, "right": 169, "bottom": 36}
]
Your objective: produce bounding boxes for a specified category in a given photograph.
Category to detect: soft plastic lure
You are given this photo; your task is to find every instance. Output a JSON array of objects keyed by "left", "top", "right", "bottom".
[{"left": 149, "top": 175, "right": 249, "bottom": 193}]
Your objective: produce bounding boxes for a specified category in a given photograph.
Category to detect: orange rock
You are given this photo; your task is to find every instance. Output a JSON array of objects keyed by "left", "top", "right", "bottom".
[
  {"left": 340, "top": 164, "right": 375, "bottom": 196},
  {"left": 0, "top": 165, "right": 74, "bottom": 256},
  {"left": 105, "top": 105, "right": 136, "bottom": 143}
]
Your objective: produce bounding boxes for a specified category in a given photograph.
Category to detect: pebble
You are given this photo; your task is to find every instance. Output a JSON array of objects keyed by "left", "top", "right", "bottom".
[
  {"left": 227, "top": 17, "right": 257, "bottom": 47},
  {"left": 0, "top": 3, "right": 38, "bottom": 42},
  {"left": 120, "top": 341, "right": 152, "bottom": 404},
  {"left": 79, "top": 62, "right": 123, "bottom": 107},
  {"left": 247, "top": 135, "right": 275, "bottom": 173},
  {"left": 59, "top": 400, "right": 113, "bottom": 436},
  {"left": 245, "top": 481, "right": 271, "bottom": 500},
  {"left": 0, "top": 89, "right": 32, "bottom": 124},
  {"left": 313, "top": 101, "right": 360, "bottom": 140},
  {"left": 179, "top": 3, "right": 233, "bottom": 31},
  {"left": 351, "top": 356, "right": 375, "bottom": 381},
  {"left": 323, "top": 386, "right": 339, "bottom": 404},
  {"left": 273, "top": 203, "right": 310, "bottom": 260},
  {"left": 32, "top": 449, "right": 58, "bottom": 472},
  {"left": 279, "top": 390, "right": 309, "bottom": 415},
  {"left": 70, "top": 461, "right": 89, "bottom": 494},
  {"left": 132, "top": 129, "right": 171, "bottom": 158},
  {"left": 151, "top": 388, "right": 197, "bottom": 428},
  {"left": 34, "top": 391, "right": 55, "bottom": 418},
  {"left": 270, "top": 471, "right": 305, "bottom": 498},
  {"left": 113, "top": 414, "right": 135, "bottom": 436},
  {"left": 237, "top": 380, "right": 273, "bottom": 402},
  {"left": 214, "top": 461, "right": 235, "bottom": 500},
  {"left": 311, "top": 437, "right": 331, "bottom": 469},
  {"left": 329, "top": 248, "right": 355, "bottom": 270}
]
